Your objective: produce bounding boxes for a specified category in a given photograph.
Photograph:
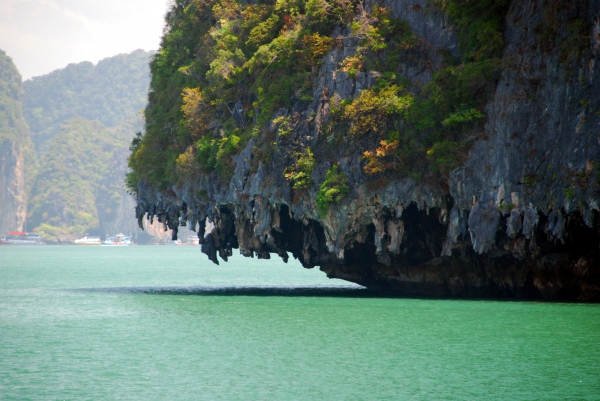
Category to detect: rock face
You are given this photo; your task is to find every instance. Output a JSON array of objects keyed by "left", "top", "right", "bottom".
[
  {"left": 133, "top": 0, "right": 600, "bottom": 301},
  {"left": 0, "top": 49, "right": 31, "bottom": 235},
  {"left": 0, "top": 140, "right": 26, "bottom": 234}
]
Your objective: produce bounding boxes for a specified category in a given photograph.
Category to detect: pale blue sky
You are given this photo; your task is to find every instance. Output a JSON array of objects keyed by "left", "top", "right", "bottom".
[{"left": 0, "top": 0, "right": 170, "bottom": 80}]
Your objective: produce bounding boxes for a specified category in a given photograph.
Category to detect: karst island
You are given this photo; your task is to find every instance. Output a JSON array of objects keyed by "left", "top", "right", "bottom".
[{"left": 126, "top": 0, "right": 600, "bottom": 301}]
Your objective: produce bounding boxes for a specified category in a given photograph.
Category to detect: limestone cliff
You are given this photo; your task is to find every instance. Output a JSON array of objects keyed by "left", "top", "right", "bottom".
[
  {"left": 0, "top": 140, "right": 26, "bottom": 234},
  {"left": 130, "top": 0, "right": 600, "bottom": 301},
  {"left": 0, "top": 50, "right": 31, "bottom": 234}
]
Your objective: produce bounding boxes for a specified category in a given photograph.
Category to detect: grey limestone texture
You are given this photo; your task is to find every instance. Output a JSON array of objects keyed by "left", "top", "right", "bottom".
[{"left": 134, "top": 0, "right": 600, "bottom": 301}]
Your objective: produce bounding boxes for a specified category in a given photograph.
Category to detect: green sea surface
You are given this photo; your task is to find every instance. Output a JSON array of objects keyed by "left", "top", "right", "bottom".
[{"left": 1, "top": 246, "right": 599, "bottom": 400}]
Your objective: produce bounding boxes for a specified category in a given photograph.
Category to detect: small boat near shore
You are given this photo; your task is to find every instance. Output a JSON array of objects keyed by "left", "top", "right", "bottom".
[
  {"left": 0, "top": 231, "right": 45, "bottom": 245},
  {"left": 73, "top": 235, "right": 102, "bottom": 245},
  {"left": 102, "top": 233, "right": 132, "bottom": 246}
]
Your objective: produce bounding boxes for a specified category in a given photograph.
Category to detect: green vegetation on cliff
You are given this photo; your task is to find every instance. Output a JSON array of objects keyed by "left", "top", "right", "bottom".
[
  {"left": 129, "top": 0, "right": 358, "bottom": 190},
  {"left": 354, "top": 0, "right": 508, "bottom": 178},
  {"left": 128, "top": 0, "right": 509, "bottom": 198},
  {"left": 316, "top": 165, "right": 349, "bottom": 215}
]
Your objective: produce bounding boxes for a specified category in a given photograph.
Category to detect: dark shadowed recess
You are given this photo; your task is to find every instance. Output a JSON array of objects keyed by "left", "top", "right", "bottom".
[{"left": 196, "top": 201, "right": 600, "bottom": 302}]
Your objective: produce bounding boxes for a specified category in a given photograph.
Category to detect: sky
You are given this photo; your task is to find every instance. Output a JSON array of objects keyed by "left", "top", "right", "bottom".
[{"left": 0, "top": 0, "right": 170, "bottom": 80}]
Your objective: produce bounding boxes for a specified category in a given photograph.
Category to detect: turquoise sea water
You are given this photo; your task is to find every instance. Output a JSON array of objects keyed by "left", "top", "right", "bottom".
[{"left": 1, "top": 246, "right": 599, "bottom": 400}]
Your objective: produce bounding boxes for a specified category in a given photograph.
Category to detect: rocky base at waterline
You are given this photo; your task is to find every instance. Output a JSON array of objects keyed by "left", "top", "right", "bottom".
[{"left": 134, "top": 187, "right": 600, "bottom": 302}]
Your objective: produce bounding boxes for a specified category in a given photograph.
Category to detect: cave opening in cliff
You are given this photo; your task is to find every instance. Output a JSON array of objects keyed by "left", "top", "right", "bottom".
[
  {"left": 271, "top": 204, "right": 304, "bottom": 257},
  {"left": 400, "top": 203, "right": 447, "bottom": 264},
  {"left": 534, "top": 210, "right": 600, "bottom": 257},
  {"left": 344, "top": 223, "right": 378, "bottom": 269}
]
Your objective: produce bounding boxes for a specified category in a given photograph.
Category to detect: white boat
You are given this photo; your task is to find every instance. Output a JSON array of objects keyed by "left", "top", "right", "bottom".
[
  {"left": 187, "top": 235, "right": 200, "bottom": 245},
  {"left": 102, "top": 233, "right": 132, "bottom": 246},
  {"left": 73, "top": 236, "right": 102, "bottom": 245},
  {"left": 0, "top": 231, "right": 45, "bottom": 245}
]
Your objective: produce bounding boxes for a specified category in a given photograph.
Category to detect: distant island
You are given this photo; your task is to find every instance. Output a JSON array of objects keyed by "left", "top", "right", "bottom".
[{"left": 0, "top": 49, "right": 174, "bottom": 244}]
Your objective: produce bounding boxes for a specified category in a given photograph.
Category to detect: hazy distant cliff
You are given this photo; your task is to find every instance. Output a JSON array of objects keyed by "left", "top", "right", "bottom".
[
  {"left": 0, "top": 49, "right": 174, "bottom": 242},
  {"left": 0, "top": 50, "right": 32, "bottom": 235},
  {"left": 129, "top": 0, "right": 600, "bottom": 301},
  {"left": 20, "top": 50, "right": 162, "bottom": 242},
  {"left": 23, "top": 49, "right": 154, "bottom": 155}
]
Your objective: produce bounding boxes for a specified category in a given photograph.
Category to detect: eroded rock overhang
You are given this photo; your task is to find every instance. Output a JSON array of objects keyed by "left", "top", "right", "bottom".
[{"left": 131, "top": 0, "right": 600, "bottom": 301}]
